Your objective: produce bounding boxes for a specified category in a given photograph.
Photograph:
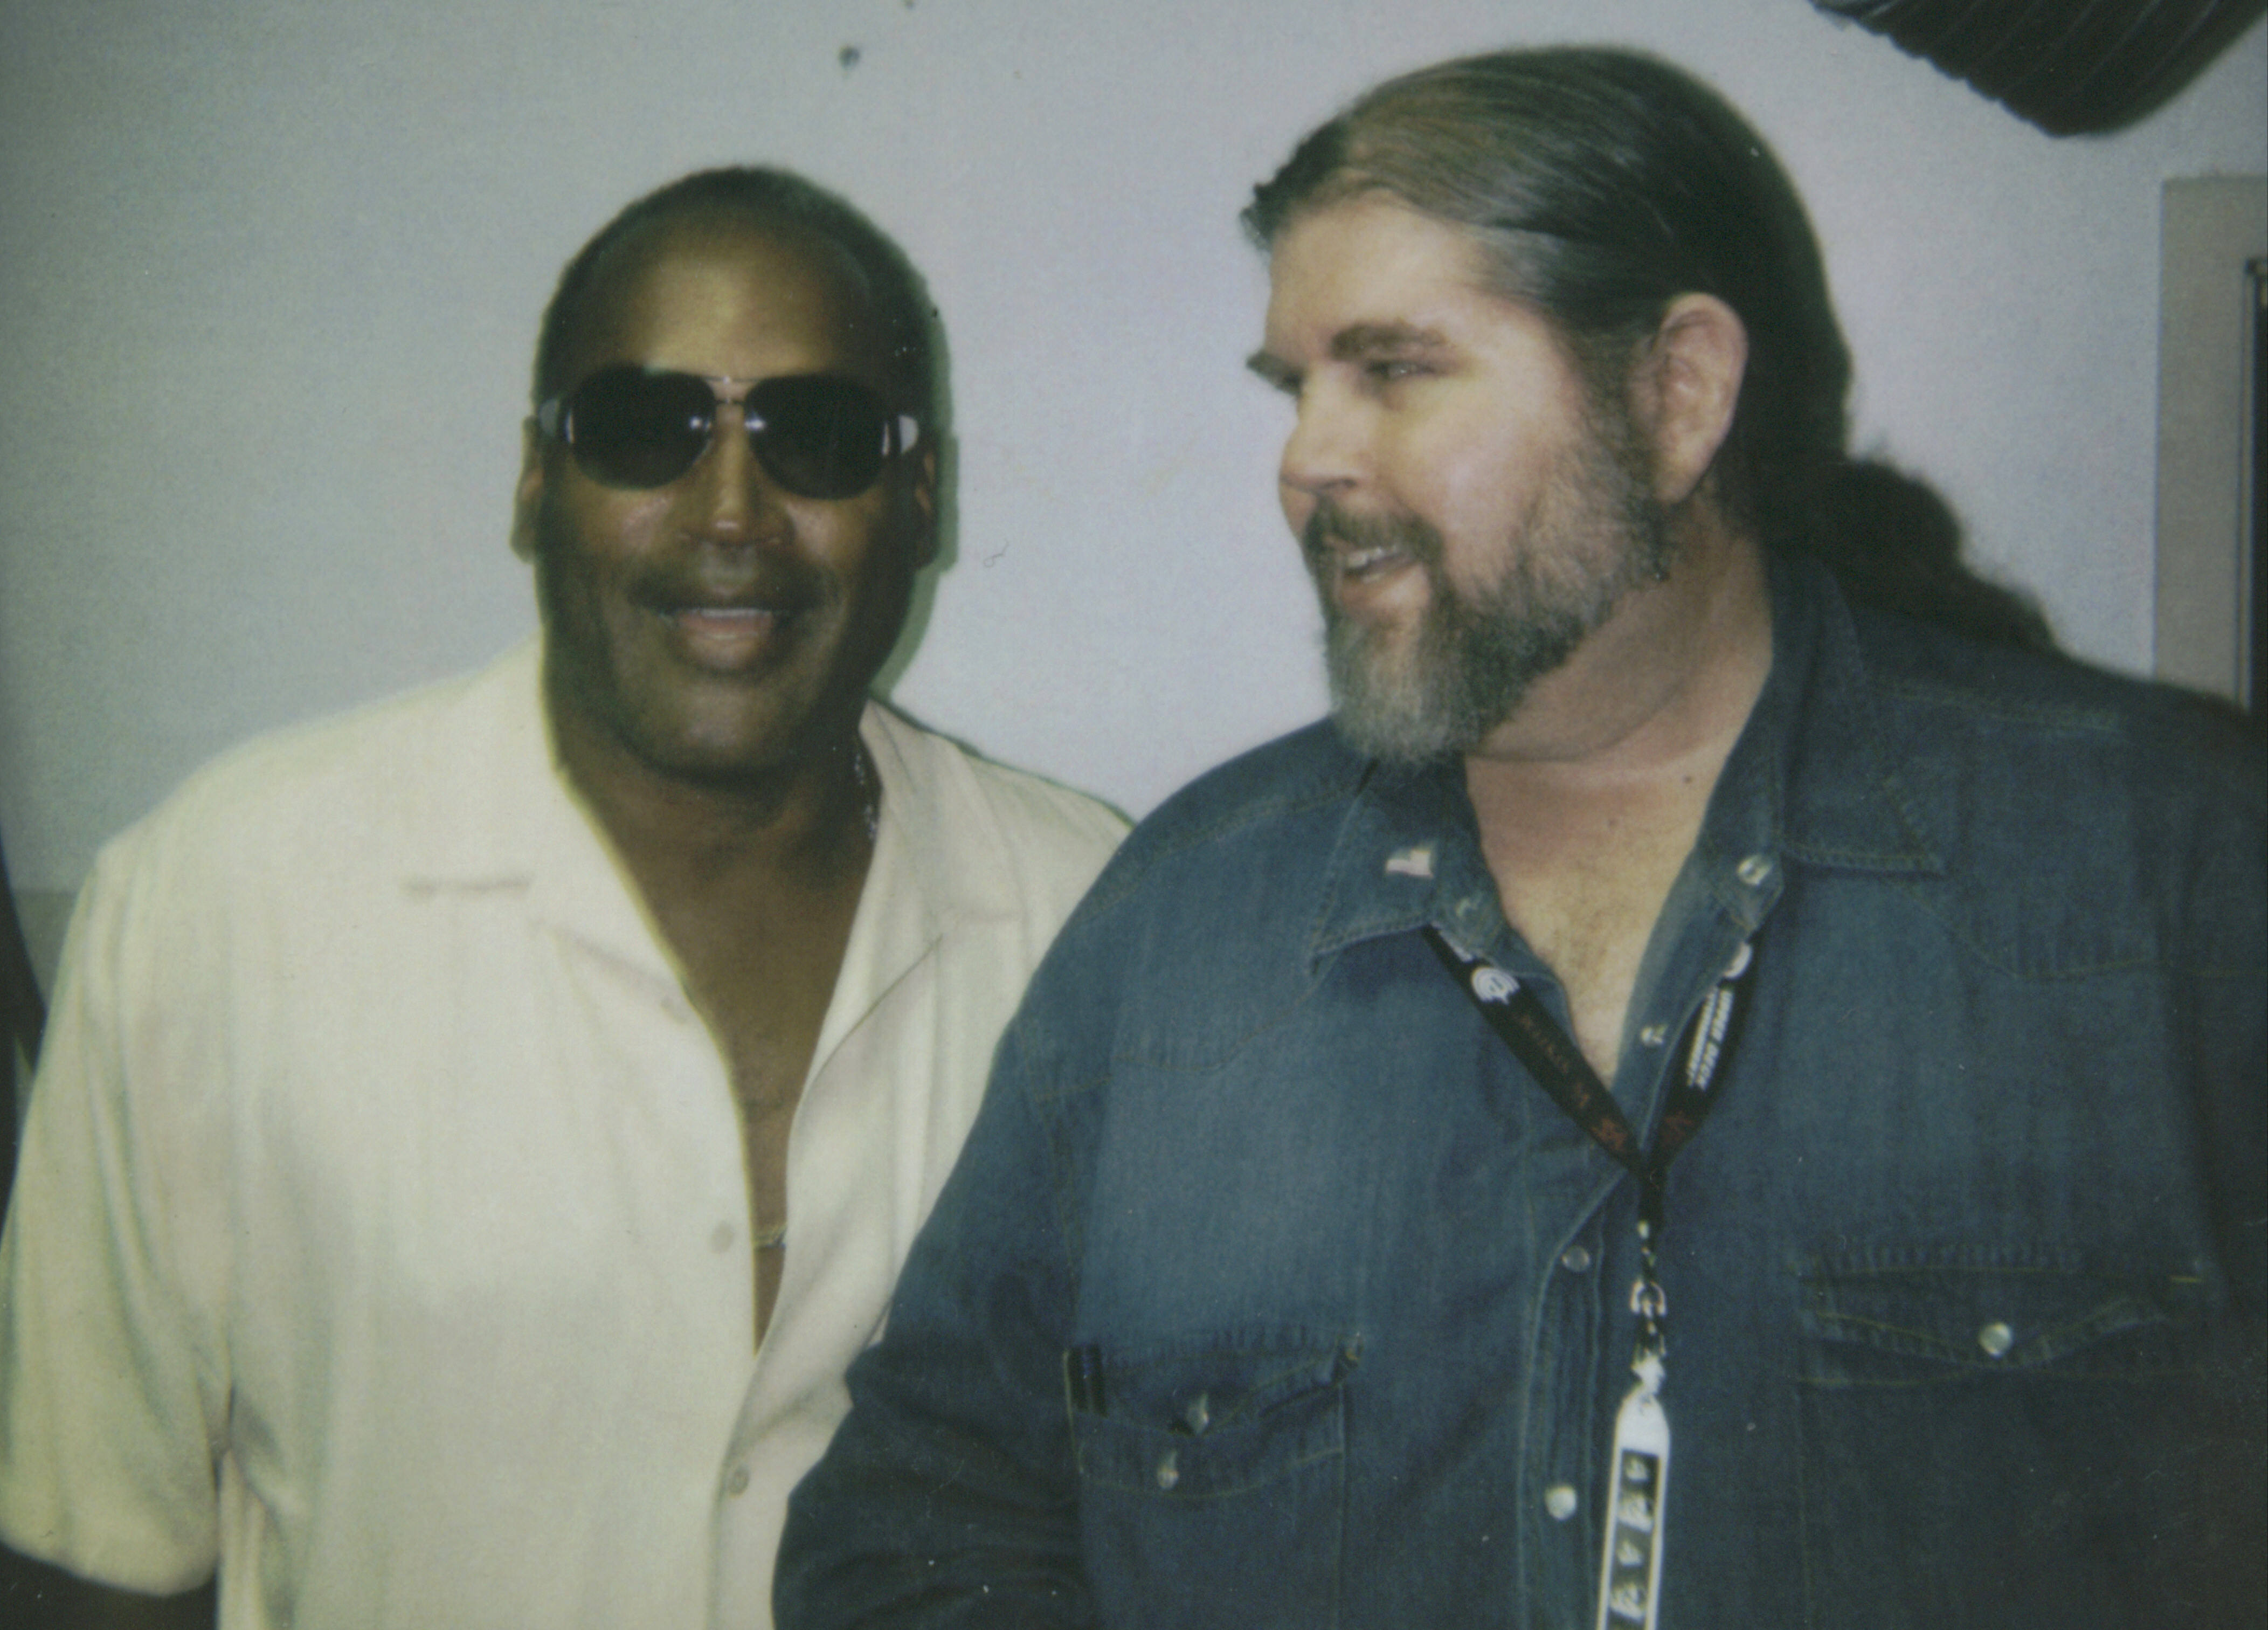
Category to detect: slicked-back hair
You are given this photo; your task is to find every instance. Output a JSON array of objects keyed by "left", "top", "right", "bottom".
[
  {"left": 531, "top": 166, "right": 939, "bottom": 422},
  {"left": 1246, "top": 48, "right": 2051, "bottom": 648}
]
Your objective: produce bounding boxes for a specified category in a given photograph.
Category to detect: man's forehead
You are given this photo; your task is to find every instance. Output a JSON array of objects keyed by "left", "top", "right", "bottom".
[
  {"left": 563, "top": 214, "right": 884, "bottom": 377},
  {"left": 1257, "top": 197, "right": 1525, "bottom": 364}
]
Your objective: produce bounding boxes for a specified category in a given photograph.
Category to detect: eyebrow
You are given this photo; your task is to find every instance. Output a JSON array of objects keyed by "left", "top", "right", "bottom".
[
  {"left": 1330, "top": 322, "right": 1452, "bottom": 362},
  {"left": 1246, "top": 321, "right": 1455, "bottom": 388}
]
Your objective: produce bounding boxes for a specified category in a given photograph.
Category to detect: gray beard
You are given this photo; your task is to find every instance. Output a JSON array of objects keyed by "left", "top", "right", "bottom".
[{"left": 1306, "top": 431, "right": 1668, "bottom": 766}]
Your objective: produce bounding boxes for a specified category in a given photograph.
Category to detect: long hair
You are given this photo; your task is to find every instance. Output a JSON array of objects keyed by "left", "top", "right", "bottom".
[{"left": 1246, "top": 48, "right": 2051, "bottom": 649}]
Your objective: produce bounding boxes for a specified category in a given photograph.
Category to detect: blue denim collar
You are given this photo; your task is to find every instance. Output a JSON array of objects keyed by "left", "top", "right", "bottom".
[
  {"left": 1308, "top": 754, "right": 1498, "bottom": 968},
  {"left": 1761, "top": 554, "right": 1945, "bottom": 881}
]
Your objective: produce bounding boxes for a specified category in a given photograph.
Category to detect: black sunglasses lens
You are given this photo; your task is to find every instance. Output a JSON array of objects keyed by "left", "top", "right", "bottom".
[
  {"left": 745, "top": 376, "right": 894, "bottom": 499},
  {"left": 565, "top": 369, "right": 716, "bottom": 488}
]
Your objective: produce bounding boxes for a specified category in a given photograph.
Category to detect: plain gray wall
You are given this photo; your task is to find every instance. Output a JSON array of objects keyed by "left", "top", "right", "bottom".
[{"left": 4, "top": 0, "right": 2265, "bottom": 930}]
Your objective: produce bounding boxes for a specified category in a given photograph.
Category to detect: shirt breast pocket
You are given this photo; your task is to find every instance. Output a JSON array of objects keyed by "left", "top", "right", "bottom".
[
  {"left": 1792, "top": 1245, "right": 2243, "bottom": 1629},
  {"left": 1069, "top": 1329, "right": 1359, "bottom": 1630}
]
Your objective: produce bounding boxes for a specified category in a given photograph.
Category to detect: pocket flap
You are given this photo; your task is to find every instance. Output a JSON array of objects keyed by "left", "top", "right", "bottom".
[
  {"left": 1069, "top": 1328, "right": 1359, "bottom": 1499},
  {"left": 1797, "top": 1245, "right": 2207, "bottom": 1381}
]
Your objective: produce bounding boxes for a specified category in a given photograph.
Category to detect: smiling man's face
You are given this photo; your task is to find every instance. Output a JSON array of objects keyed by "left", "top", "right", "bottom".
[
  {"left": 517, "top": 213, "right": 933, "bottom": 794},
  {"left": 1253, "top": 194, "right": 1664, "bottom": 761}
]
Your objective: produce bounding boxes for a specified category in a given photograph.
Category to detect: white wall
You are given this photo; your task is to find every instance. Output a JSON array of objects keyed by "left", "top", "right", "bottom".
[{"left": 3, "top": 0, "right": 2263, "bottom": 895}]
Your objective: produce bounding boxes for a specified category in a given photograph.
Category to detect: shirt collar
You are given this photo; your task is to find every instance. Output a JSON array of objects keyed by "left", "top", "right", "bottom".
[
  {"left": 1309, "top": 754, "right": 1501, "bottom": 970},
  {"left": 391, "top": 637, "right": 987, "bottom": 1006},
  {"left": 1748, "top": 552, "right": 1944, "bottom": 882}
]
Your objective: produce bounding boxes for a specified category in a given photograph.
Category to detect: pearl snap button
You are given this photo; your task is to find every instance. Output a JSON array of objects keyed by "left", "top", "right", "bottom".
[
  {"left": 1560, "top": 1246, "right": 1593, "bottom": 1272},
  {"left": 1735, "top": 854, "right": 1773, "bottom": 887},
  {"left": 710, "top": 1222, "right": 735, "bottom": 1252},
  {"left": 724, "top": 1465, "right": 751, "bottom": 1497},
  {"left": 1977, "top": 1321, "right": 2015, "bottom": 1358},
  {"left": 1156, "top": 1451, "right": 1180, "bottom": 1491},
  {"left": 1545, "top": 1484, "right": 1579, "bottom": 1521}
]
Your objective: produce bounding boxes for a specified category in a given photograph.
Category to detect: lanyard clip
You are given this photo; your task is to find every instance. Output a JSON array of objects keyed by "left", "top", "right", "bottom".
[{"left": 1630, "top": 1274, "right": 1669, "bottom": 1371}]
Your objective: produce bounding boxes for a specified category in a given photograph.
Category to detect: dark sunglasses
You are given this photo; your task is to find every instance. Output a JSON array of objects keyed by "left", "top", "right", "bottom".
[{"left": 536, "top": 367, "right": 920, "bottom": 498}]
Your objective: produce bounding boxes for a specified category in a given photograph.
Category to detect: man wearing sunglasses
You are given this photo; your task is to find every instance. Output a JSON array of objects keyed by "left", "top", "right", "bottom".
[{"left": 0, "top": 168, "right": 1124, "bottom": 1629}]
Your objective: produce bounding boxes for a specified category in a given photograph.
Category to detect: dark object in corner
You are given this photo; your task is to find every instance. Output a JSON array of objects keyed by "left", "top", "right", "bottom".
[
  {"left": 2, "top": 827, "right": 45, "bottom": 1230},
  {"left": 1813, "top": 0, "right": 2267, "bottom": 134}
]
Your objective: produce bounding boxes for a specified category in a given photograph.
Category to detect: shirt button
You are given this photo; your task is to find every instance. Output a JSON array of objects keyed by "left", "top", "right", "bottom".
[
  {"left": 1545, "top": 1484, "right": 1579, "bottom": 1521},
  {"left": 1156, "top": 1450, "right": 1180, "bottom": 1491},
  {"left": 710, "top": 1222, "right": 736, "bottom": 1252},
  {"left": 1735, "top": 854, "right": 1773, "bottom": 887},
  {"left": 724, "top": 1465, "right": 751, "bottom": 1497},
  {"left": 1638, "top": 1024, "right": 1668, "bottom": 1048},
  {"left": 1560, "top": 1246, "right": 1593, "bottom": 1272},
  {"left": 1977, "top": 1321, "right": 2015, "bottom": 1358}
]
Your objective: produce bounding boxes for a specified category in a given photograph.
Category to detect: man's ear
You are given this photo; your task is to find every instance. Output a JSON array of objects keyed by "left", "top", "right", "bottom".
[
  {"left": 1629, "top": 293, "right": 1747, "bottom": 507},
  {"left": 509, "top": 419, "right": 545, "bottom": 561},
  {"left": 905, "top": 440, "right": 940, "bottom": 570}
]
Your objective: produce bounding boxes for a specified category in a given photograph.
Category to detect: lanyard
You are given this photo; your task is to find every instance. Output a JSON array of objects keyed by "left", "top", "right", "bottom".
[{"left": 1423, "top": 924, "right": 1758, "bottom": 1630}]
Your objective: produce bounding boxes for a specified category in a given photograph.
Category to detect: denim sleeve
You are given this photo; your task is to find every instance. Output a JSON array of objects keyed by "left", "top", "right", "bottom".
[
  {"left": 777, "top": 1018, "right": 1095, "bottom": 1629},
  {"left": 2167, "top": 729, "right": 2267, "bottom": 1618},
  {"left": 2181, "top": 734, "right": 2267, "bottom": 1313}
]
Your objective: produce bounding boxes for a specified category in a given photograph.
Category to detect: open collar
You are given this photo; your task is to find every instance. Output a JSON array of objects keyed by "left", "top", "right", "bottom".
[{"left": 387, "top": 638, "right": 995, "bottom": 1019}]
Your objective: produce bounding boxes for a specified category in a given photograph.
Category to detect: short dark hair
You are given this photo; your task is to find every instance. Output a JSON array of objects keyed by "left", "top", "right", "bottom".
[
  {"left": 530, "top": 166, "right": 939, "bottom": 420},
  {"left": 1246, "top": 47, "right": 2050, "bottom": 648}
]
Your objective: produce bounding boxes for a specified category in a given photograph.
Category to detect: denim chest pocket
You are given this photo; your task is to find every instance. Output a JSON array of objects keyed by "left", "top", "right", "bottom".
[
  {"left": 1796, "top": 1248, "right": 2191, "bottom": 1383},
  {"left": 1792, "top": 1246, "right": 2234, "bottom": 1629},
  {"left": 1069, "top": 1330, "right": 1359, "bottom": 1630}
]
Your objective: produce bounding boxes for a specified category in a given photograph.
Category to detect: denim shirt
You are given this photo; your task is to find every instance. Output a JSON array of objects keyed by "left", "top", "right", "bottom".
[{"left": 779, "top": 561, "right": 2265, "bottom": 1630}]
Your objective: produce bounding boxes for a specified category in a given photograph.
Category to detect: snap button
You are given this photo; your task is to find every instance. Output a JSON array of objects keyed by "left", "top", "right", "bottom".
[
  {"left": 709, "top": 1222, "right": 735, "bottom": 1252},
  {"left": 1977, "top": 1321, "right": 2015, "bottom": 1358},
  {"left": 1156, "top": 1450, "right": 1180, "bottom": 1491},
  {"left": 724, "top": 1465, "right": 751, "bottom": 1497},
  {"left": 1182, "top": 1393, "right": 1211, "bottom": 1435},
  {"left": 1638, "top": 1024, "right": 1668, "bottom": 1048},
  {"left": 1545, "top": 1483, "right": 1579, "bottom": 1521},
  {"left": 1560, "top": 1246, "right": 1593, "bottom": 1273},
  {"left": 1735, "top": 854, "right": 1773, "bottom": 887}
]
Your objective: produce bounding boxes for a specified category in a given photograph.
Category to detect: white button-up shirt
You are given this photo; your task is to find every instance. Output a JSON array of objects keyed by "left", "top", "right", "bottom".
[{"left": 0, "top": 639, "right": 1124, "bottom": 1628}]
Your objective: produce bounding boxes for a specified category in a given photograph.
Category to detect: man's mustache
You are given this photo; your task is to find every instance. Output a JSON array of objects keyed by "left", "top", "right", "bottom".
[{"left": 1300, "top": 499, "right": 1444, "bottom": 570}]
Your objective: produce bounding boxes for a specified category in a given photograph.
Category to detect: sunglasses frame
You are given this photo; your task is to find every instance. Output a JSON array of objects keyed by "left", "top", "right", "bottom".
[{"left": 536, "top": 368, "right": 922, "bottom": 498}]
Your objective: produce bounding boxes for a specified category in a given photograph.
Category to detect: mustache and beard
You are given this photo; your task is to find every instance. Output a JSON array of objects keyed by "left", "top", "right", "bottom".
[{"left": 1301, "top": 407, "right": 1671, "bottom": 765}]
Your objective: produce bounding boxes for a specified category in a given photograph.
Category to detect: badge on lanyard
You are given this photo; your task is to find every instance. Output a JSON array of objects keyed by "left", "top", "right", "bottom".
[
  {"left": 1597, "top": 1348, "right": 1669, "bottom": 1628},
  {"left": 1425, "top": 928, "right": 1757, "bottom": 1630}
]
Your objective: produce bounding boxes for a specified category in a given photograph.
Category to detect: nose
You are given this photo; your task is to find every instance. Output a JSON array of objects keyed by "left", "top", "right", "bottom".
[
  {"left": 682, "top": 403, "right": 782, "bottom": 542},
  {"left": 1276, "top": 383, "right": 1367, "bottom": 517}
]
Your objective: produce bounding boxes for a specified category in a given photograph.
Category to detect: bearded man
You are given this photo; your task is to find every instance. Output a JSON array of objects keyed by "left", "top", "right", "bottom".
[{"left": 776, "top": 49, "right": 2264, "bottom": 1630}]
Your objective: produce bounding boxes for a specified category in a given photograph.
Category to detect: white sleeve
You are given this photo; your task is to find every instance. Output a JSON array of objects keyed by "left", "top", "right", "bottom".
[{"left": 0, "top": 830, "right": 230, "bottom": 1594}]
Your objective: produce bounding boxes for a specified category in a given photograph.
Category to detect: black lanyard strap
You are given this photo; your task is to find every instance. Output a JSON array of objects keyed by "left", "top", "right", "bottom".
[
  {"left": 1423, "top": 928, "right": 1758, "bottom": 1241},
  {"left": 1426, "top": 924, "right": 1759, "bottom": 1630}
]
